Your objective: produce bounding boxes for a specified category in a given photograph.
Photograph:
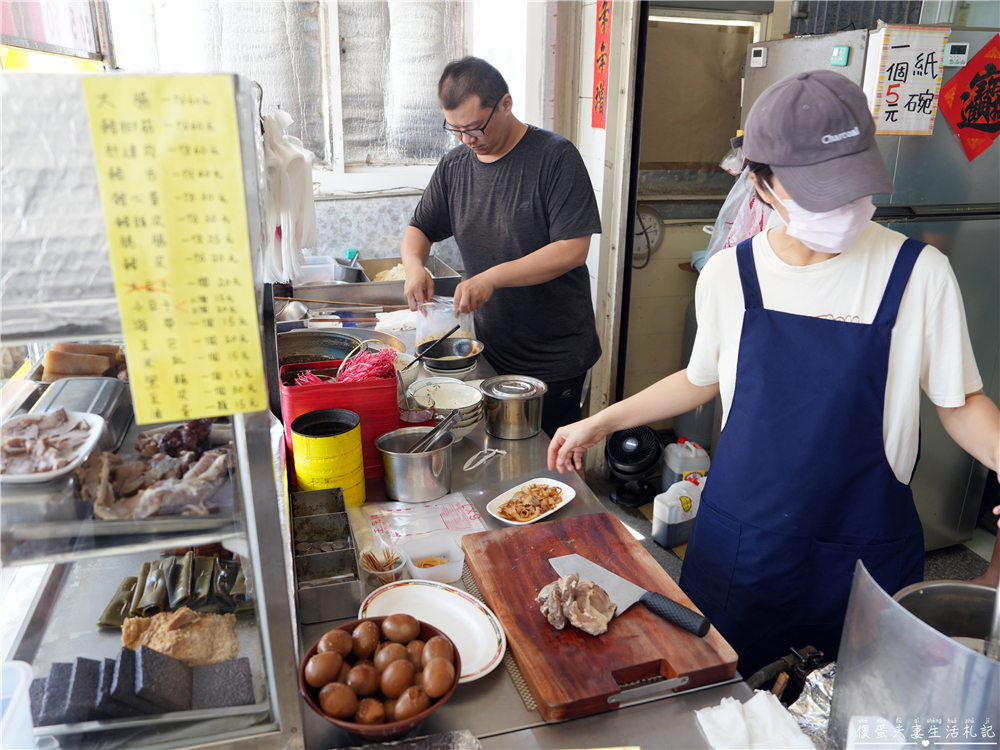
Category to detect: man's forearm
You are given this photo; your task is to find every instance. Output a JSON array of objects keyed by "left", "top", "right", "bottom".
[
  {"left": 937, "top": 390, "right": 1000, "bottom": 473},
  {"left": 483, "top": 236, "right": 591, "bottom": 290},
  {"left": 401, "top": 226, "right": 433, "bottom": 269}
]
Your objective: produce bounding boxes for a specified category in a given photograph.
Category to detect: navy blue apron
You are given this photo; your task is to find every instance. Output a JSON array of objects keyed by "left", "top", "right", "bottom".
[{"left": 679, "top": 237, "right": 926, "bottom": 678}]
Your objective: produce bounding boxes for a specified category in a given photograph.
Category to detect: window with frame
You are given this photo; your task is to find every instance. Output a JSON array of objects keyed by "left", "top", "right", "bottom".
[{"left": 107, "top": 0, "right": 465, "bottom": 173}]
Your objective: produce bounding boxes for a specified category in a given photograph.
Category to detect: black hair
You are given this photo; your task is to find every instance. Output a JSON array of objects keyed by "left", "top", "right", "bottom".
[
  {"left": 438, "top": 57, "right": 509, "bottom": 111},
  {"left": 745, "top": 160, "right": 774, "bottom": 184}
]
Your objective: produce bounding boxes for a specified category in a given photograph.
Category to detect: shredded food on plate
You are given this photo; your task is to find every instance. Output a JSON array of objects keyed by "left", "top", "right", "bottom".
[{"left": 496, "top": 483, "right": 563, "bottom": 522}]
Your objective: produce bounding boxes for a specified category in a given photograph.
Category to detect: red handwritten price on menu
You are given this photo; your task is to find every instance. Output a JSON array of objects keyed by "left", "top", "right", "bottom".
[{"left": 83, "top": 75, "right": 267, "bottom": 424}]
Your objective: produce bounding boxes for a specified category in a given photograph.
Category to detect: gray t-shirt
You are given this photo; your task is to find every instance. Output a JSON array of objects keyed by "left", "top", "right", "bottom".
[{"left": 411, "top": 125, "right": 602, "bottom": 383}]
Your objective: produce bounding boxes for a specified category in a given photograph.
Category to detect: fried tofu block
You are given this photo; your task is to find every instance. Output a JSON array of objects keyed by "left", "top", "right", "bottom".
[{"left": 42, "top": 350, "right": 110, "bottom": 376}]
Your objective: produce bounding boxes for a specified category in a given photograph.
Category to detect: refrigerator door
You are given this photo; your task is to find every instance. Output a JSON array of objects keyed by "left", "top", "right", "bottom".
[
  {"left": 740, "top": 30, "right": 870, "bottom": 128},
  {"left": 882, "top": 215, "right": 1000, "bottom": 549},
  {"left": 877, "top": 29, "right": 1000, "bottom": 206}
]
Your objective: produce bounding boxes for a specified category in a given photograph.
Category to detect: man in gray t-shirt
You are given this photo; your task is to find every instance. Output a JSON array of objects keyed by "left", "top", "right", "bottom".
[{"left": 402, "top": 57, "right": 602, "bottom": 436}]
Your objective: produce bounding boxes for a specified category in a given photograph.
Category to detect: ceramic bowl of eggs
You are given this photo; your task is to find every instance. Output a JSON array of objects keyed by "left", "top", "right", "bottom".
[{"left": 298, "top": 615, "right": 461, "bottom": 741}]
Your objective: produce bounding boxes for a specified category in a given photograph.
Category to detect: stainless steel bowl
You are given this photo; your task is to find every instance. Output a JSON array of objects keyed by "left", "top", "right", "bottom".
[
  {"left": 376, "top": 427, "right": 454, "bottom": 503},
  {"left": 415, "top": 338, "right": 484, "bottom": 371},
  {"left": 481, "top": 375, "right": 547, "bottom": 440}
]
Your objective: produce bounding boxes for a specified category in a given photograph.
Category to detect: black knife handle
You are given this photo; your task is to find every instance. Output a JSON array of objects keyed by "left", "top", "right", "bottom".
[{"left": 639, "top": 591, "right": 711, "bottom": 637}]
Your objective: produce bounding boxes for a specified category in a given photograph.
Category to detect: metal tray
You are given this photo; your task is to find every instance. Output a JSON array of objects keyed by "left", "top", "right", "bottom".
[
  {"left": 292, "top": 256, "right": 461, "bottom": 306},
  {"left": 13, "top": 553, "right": 271, "bottom": 740},
  {"left": 30, "top": 376, "right": 133, "bottom": 451},
  {"left": 0, "top": 419, "right": 241, "bottom": 565}
]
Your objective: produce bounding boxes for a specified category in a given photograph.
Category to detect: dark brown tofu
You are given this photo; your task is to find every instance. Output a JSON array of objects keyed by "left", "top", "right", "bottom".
[
  {"left": 135, "top": 646, "right": 191, "bottom": 713},
  {"left": 191, "top": 658, "right": 254, "bottom": 709}
]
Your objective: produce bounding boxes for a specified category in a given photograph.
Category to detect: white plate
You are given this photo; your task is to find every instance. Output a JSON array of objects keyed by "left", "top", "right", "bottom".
[
  {"left": 359, "top": 580, "right": 506, "bottom": 683},
  {"left": 486, "top": 478, "right": 577, "bottom": 526},
  {"left": 0, "top": 411, "right": 105, "bottom": 484}
]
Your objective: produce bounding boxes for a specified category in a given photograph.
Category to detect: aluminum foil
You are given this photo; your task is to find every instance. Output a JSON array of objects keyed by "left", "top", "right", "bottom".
[
  {"left": 788, "top": 662, "right": 837, "bottom": 750},
  {"left": 340, "top": 0, "right": 462, "bottom": 164},
  {"left": 0, "top": 73, "right": 120, "bottom": 340}
]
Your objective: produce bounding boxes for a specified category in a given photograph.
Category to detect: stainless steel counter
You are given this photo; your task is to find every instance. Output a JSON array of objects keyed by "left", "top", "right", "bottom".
[{"left": 299, "top": 353, "right": 750, "bottom": 748}]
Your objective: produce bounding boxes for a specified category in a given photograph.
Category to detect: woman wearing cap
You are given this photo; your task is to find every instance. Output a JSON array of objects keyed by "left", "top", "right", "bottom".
[{"left": 547, "top": 70, "right": 1000, "bottom": 677}]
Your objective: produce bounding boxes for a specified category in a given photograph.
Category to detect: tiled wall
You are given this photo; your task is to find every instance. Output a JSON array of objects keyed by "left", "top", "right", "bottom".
[{"left": 309, "top": 196, "right": 463, "bottom": 273}]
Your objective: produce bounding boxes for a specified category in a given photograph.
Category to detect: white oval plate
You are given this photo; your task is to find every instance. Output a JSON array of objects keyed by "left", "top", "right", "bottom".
[
  {"left": 359, "top": 580, "right": 506, "bottom": 683},
  {"left": 0, "top": 411, "right": 105, "bottom": 484},
  {"left": 486, "top": 478, "right": 577, "bottom": 526}
]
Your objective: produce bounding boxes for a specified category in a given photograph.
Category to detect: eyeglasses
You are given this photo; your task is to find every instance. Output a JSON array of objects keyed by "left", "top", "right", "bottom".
[{"left": 442, "top": 97, "right": 502, "bottom": 139}]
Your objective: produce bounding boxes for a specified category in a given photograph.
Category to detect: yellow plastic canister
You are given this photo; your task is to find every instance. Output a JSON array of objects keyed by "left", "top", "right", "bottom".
[{"left": 290, "top": 409, "right": 366, "bottom": 506}]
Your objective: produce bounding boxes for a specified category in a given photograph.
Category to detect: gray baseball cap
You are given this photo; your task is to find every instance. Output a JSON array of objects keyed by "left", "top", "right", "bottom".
[{"left": 734, "top": 70, "right": 894, "bottom": 212}]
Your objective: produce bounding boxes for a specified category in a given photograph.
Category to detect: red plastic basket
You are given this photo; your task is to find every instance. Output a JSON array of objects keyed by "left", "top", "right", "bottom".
[{"left": 279, "top": 360, "right": 401, "bottom": 479}]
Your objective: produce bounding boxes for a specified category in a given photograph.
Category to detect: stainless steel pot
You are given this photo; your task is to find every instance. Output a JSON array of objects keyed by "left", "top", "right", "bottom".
[
  {"left": 376, "top": 427, "right": 454, "bottom": 503},
  {"left": 480, "top": 375, "right": 547, "bottom": 440}
]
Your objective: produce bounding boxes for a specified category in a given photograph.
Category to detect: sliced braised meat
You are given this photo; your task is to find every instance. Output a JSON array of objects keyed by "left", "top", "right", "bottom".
[{"left": 536, "top": 573, "right": 617, "bottom": 636}]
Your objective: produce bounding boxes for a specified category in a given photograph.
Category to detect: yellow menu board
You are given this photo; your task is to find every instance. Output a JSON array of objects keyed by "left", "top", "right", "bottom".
[{"left": 83, "top": 75, "right": 267, "bottom": 424}]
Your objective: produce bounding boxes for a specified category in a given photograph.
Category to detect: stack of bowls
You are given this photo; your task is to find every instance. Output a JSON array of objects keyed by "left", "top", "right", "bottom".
[
  {"left": 414, "top": 338, "right": 483, "bottom": 382},
  {"left": 423, "top": 361, "right": 477, "bottom": 381},
  {"left": 408, "top": 378, "right": 483, "bottom": 440}
]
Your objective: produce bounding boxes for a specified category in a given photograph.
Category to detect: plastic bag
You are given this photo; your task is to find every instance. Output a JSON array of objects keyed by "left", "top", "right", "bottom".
[
  {"left": 704, "top": 167, "right": 772, "bottom": 265},
  {"left": 415, "top": 296, "right": 476, "bottom": 348},
  {"left": 262, "top": 109, "right": 317, "bottom": 283},
  {"left": 719, "top": 145, "right": 745, "bottom": 176},
  {"left": 354, "top": 495, "right": 486, "bottom": 552}
]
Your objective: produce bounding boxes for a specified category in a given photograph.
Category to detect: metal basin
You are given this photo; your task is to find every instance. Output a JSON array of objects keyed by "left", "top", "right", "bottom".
[
  {"left": 375, "top": 427, "right": 454, "bottom": 503},
  {"left": 415, "top": 338, "right": 484, "bottom": 371},
  {"left": 277, "top": 329, "right": 405, "bottom": 367}
]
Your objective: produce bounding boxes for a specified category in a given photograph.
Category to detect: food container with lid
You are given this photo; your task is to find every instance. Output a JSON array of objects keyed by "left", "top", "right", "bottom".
[{"left": 480, "top": 375, "right": 547, "bottom": 440}]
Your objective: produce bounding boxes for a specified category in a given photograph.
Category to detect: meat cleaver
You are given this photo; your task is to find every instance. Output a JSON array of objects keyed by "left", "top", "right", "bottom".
[{"left": 549, "top": 554, "right": 711, "bottom": 637}]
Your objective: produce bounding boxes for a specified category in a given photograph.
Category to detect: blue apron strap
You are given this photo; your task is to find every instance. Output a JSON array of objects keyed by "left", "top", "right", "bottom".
[
  {"left": 735, "top": 238, "right": 763, "bottom": 310},
  {"left": 874, "top": 238, "right": 925, "bottom": 328}
]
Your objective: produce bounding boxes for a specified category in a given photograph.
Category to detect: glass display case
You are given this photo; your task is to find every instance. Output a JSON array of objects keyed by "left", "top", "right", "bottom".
[{"left": 1, "top": 72, "right": 306, "bottom": 749}]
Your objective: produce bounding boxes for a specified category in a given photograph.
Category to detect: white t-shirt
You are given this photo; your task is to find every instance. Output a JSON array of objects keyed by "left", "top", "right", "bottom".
[{"left": 687, "top": 221, "right": 983, "bottom": 483}]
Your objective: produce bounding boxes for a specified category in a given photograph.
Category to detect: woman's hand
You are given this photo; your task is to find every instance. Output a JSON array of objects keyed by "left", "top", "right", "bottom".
[{"left": 547, "top": 416, "right": 607, "bottom": 474}]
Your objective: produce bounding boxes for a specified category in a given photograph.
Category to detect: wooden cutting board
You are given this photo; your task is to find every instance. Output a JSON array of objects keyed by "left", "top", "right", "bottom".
[{"left": 462, "top": 512, "right": 737, "bottom": 721}]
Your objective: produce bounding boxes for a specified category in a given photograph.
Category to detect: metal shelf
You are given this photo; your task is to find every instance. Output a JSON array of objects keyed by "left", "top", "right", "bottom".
[{"left": 1, "top": 72, "right": 307, "bottom": 749}]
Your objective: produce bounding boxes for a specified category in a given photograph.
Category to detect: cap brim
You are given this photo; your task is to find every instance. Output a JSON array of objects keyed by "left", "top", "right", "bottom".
[{"left": 772, "top": 141, "right": 894, "bottom": 212}]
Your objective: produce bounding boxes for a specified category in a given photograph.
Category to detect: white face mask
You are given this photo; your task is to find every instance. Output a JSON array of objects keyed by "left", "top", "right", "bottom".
[{"left": 763, "top": 180, "right": 875, "bottom": 254}]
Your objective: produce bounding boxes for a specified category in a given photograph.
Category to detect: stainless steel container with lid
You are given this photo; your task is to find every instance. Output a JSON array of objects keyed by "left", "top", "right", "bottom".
[
  {"left": 480, "top": 375, "right": 547, "bottom": 440},
  {"left": 29, "top": 376, "right": 132, "bottom": 451}
]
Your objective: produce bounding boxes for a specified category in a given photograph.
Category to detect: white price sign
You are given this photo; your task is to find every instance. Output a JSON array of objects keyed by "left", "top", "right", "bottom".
[{"left": 866, "top": 25, "right": 951, "bottom": 136}]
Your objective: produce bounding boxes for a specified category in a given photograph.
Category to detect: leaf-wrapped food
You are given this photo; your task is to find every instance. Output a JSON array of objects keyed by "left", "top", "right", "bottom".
[
  {"left": 97, "top": 576, "right": 138, "bottom": 629},
  {"left": 128, "top": 562, "right": 151, "bottom": 617},
  {"left": 167, "top": 551, "right": 193, "bottom": 610},
  {"left": 136, "top": 561, "right": 169, "bottom": 616}
]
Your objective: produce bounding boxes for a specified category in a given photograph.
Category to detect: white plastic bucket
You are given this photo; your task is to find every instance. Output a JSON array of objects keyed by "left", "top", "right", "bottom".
[{"left": 661, "top": 438, "right": 710, "bottom": 492}]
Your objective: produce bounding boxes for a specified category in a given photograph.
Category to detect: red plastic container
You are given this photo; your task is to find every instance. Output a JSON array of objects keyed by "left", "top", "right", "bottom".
[{"left": 280, "top": 360, "right": 400, "bottom": 479}]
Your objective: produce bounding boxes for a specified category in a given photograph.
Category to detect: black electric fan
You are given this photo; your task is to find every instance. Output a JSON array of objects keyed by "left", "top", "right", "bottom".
[{"left": 605, "top": 426, "right": 662, "bottom": 508}]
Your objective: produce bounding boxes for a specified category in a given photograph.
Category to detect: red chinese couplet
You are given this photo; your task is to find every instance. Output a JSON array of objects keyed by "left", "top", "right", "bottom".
[
  {"left": 591, "top": 0, "right": 612, "bottom": 129},
  {"left": 938, "top": 33, "right": 1000, "bottom": 162}
]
